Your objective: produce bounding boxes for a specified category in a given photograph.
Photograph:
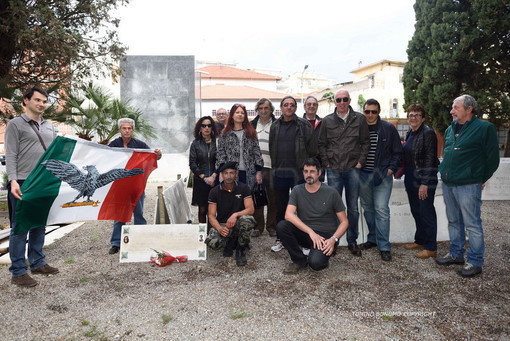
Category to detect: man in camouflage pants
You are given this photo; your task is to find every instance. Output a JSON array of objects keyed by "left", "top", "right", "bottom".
[{"left": 206, "top": 162, "right": 256, "bottom": 266}]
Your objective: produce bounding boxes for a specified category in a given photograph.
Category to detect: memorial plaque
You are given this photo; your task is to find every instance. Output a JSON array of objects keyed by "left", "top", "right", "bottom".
[{"left": 119, "top": 223, "right": 207, "bottom": 263}]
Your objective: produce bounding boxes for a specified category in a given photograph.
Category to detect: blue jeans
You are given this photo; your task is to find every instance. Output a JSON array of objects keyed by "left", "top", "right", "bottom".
[
  {"left": 405, "top": 173, "right": 437, "bottom": 251},
  {"left": 110, "top": 193, "right": 147, "bottom": 247},
  {"left": 442, "top": 183, "right": 484, "bottom": 266},
  {"left": 326, "top": 168, "right": 360, "bottom": 244},
  {"left": 359, "top": 171, "right": 393, "bottom": 251},
  {"left": 7, "top": 181, "right": 47, "bottom": 277}
]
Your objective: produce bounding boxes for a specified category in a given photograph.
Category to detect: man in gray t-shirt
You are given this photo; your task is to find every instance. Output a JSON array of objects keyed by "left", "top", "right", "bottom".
[{"left": 277, "top": 158, "right": 348, "bottom": 274}]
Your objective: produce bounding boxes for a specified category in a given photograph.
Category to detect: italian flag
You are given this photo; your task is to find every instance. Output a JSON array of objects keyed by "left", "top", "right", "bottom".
[{"left": 15, "top": 136, "right": 158, "bottom": 234}]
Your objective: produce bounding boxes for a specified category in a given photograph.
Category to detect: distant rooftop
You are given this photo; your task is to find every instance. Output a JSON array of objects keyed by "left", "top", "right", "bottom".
[
  {"left": 201, "top": 85, "right": 288, "bottom": 100},
  {"left": 198, "top": 65, "right": 281, "bottom": 81}
]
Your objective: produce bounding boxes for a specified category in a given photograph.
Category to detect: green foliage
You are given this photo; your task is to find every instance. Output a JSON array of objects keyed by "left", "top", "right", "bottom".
[
  {"left": 161, "top": 314, "right": 173, "bottom": 325},
  {"left": 357, "top": 94, "right": 366, "bottom": 111},
  {"left": 322, "top": 91, "right": 334, "bottom": 104},
  {"left": 65, "top": 257, "right": 75, "bottom": 264},
  {"left": 0, "top": 0, "right": 128, "bottom": 108},
  {"left": 81, "top": 320, "right": 90, "bottom": 326},
  {"left": 229, "top": 309, "right": 251, "bottom": 319},
  {"left": 50, "top": 83, "right": 156, "bottom": 144},
  {"left": 404, "top": 0, "right": 510, "bottom": 134}
]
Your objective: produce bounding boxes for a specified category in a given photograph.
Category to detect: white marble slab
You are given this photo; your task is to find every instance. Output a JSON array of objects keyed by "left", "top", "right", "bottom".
[
  {"left": 119, "top": 223, "right": 207, "bottom": 263},
  {"left": 482, "top": 158, "right": 510, "bottom": 200},
  {"left": 162, "top": 179, "right": 193, "bottom": 224}
]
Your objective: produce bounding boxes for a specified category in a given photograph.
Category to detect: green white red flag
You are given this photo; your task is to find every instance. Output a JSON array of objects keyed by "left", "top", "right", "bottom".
[{"left": 15, "top": 136, "right": 157, "bottom": 233}]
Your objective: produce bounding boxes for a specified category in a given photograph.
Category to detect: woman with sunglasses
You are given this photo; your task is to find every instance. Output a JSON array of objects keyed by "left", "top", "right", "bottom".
[
  {"left": 216, "top": 104, "right": 264, "bottom": 188},
  {"left": 189, "top": 116, "right": 218, "bottom": 224},
  {"left": 402, "top": 104, "right": 439, "bottom": 259}
]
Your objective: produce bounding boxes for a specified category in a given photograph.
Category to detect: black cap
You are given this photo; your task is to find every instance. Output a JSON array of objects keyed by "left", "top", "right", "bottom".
[{"left": 218, "top": 161, "right": 238, "bottom": 172}]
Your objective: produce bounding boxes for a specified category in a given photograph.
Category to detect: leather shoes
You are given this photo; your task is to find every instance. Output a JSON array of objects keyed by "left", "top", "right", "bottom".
[
  {"left": 405, "top": 243, "right": 423, "bottom": 250},
  {"left": 380, "top": 251, "right": 392, "bottom": 261},
  {"left": 12, "top": 274, "right": 38, "bottom": 287},
  {"left": 359, "top": 241, "right": 377, "bottom": 250},
  {"left": 268, "top": 229, "right": 277, "bottom": 237},
  {"left": 348, "top": 243, "right": 362, "bottom": 257},
  {"left": 109, "top": 246, "right": 120, "bottom": 254},
  {"left": 415, "top": 249, "right": 437, "bottom": 259},
  {"left": 31, "top": 264, "right": 59, "bottom": 275}
]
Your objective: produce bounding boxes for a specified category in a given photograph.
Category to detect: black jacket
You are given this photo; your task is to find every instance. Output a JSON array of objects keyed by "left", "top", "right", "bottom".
[
  {"left": 269, "top": 114, "right": 314, "bottom": 170},
  {"left": 405, "top": 124, "right": 439, "bottom": 186},
  {"left": 366, "top": 118, "right": 402, "bottom": 186},
  {"left": 189, "top": 138, "right": 217, "bottom": 177}
]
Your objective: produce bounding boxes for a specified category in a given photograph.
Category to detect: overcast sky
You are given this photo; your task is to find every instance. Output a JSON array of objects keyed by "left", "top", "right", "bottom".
[{"left": 117, "top": 0, "right": 417, "bottom": 83}]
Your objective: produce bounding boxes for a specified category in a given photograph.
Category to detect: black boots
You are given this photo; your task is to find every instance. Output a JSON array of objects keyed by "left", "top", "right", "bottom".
[{"left": 235, "top": 247, "right": 247, "bottom": 266}]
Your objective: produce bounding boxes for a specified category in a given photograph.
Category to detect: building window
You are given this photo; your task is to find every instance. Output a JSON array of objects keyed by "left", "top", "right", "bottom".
[{"left": 390, "top": 98, "right": 398, "bottom": 117}]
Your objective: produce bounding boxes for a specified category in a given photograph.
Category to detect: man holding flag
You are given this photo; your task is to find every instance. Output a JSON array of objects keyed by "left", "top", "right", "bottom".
[
  {"left": 107, "top": 118, "right": 162, "bottom": 255},
  {"left": 6, "top": 87, "right": 58, "bottom": 287}
]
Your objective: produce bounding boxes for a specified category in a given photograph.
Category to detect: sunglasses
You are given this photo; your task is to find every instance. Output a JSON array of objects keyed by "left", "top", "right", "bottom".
[
  {"left": 335, "top": 97, "right": 349, "bottom": 103},
  {"left": 364, "top": 110, "right": 379, "bottom": 115},
  {"left": 201, "top": 124, "right": 212, "bottom": 128},
  {"left": 283, "top": 103, "right": 296, "bottom": 108}
]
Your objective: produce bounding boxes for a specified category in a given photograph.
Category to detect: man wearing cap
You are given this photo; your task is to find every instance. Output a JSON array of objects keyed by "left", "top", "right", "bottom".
[{"left": 205, "top": 162, "right": 256, "bottom": 266}]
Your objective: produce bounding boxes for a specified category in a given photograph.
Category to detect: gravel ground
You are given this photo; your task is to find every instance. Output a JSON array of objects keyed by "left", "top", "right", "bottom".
[{"left": 0, "top": 182, "right": 508, "bottom": 341}]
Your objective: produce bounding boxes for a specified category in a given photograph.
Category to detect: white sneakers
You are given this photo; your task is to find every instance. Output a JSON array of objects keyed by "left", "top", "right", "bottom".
[{"left": 271, "top": 240, "right": 285, "bottom": 252}]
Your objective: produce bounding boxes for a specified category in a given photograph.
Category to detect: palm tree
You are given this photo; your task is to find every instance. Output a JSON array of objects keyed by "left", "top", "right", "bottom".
[{"left": 52, "top": 83, "right": 155, "bottom": 144}]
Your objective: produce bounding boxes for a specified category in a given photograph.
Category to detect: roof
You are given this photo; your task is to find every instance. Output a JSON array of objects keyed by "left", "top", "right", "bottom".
[
  {"left": 351, "top": 60, "right": 406, "bottom": 74},
  {"left": 201, "top": 85, "right": 289, "bottom": 100},
  {"left": 198, "top": 65, "right": 281, "bottom": 81}
]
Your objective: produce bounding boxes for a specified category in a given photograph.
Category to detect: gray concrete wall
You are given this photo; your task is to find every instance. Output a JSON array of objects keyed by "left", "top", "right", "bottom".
[{"left": 120, "top": 56, "right": 195, "bottom": 153}]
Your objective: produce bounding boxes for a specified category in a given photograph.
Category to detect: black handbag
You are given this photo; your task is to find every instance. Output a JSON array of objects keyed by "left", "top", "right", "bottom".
[{"left": 252, "top": 184, "right": 269, "bottom": 209}]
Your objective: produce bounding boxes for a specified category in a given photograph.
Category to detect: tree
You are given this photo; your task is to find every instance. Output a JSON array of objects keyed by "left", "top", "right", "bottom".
[
  {"left": 403, "top": 0, "right": 510, "bottom": 142},
  {"left": 357, "top": 94, "right": 366, "bottom": 112},
  {"left": 51, "top": 84, "right": 156, "bottom": 145},
  {"left": 0, "top": 0, "right": 128, "bottom": 112}
]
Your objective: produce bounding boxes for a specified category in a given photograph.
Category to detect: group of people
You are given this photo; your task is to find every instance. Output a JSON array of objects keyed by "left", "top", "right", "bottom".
[
  {"left": 190, "top": 90, "right": 500, "bottom": 278},
  {"left": 5, "top": 86, "right": 499, "bottom": 287}
]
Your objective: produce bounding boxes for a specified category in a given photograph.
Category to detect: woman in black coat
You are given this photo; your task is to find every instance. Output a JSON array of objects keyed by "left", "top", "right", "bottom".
[
  {"left": 189, "top": 116, "right": 218, "bottom": 224},
  {"left": 402, "top": 104, "right": 440, "bottom": 259}
]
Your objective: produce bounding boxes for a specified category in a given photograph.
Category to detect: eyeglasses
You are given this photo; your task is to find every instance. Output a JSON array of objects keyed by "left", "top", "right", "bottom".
[
  {"left": 201, "top": 124, "right": 212, "bottom": 128},
  {"left": 335, "top": 97, "right": 349, "bottom": 103},
  {"left": 283, "top": 103, "right": 296, "bottom": 108},
  {"left": 408, "top": 114, "right": 422, "bottom": 118},
  {"left": 364, "top": 110, "right": 379, "bottom": 115},
  {"left": 216, "top": 112, "right": 227, "bottom": 116}
]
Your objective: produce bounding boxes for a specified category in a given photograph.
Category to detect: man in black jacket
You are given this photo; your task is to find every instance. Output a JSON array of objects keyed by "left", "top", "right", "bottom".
[
  {"left": 269, "top": 96, "right": 314, "bottom": 252},
  {"left": 357, "top": 99, "right": 402, "bottom": 261},
  {"left": 318, "top": 89, "right": 370, "bottom": 257}
]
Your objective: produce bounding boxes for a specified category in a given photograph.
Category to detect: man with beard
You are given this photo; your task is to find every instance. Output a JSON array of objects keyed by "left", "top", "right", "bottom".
[
  {"left": 205, "top": 162, "right": 256, "bottom": 266},
  {"left": 277, "top": 158, "right": 348, "bottom": 273}
]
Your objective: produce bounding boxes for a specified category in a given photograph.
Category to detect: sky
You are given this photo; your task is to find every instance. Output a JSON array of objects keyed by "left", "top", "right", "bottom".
[{"left": 117, "top": 0, "right": 417, "bottom": 83}]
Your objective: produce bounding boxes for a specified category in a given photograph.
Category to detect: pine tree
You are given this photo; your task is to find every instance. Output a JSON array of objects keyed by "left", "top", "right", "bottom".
[{"left": 404, "top": 0, "right": 510, "bottom": 142}]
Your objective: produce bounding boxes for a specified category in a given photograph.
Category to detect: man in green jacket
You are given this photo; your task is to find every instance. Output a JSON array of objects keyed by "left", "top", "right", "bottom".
[{"left": 437, "top": 94, "right": 500, "bottom": 277}]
